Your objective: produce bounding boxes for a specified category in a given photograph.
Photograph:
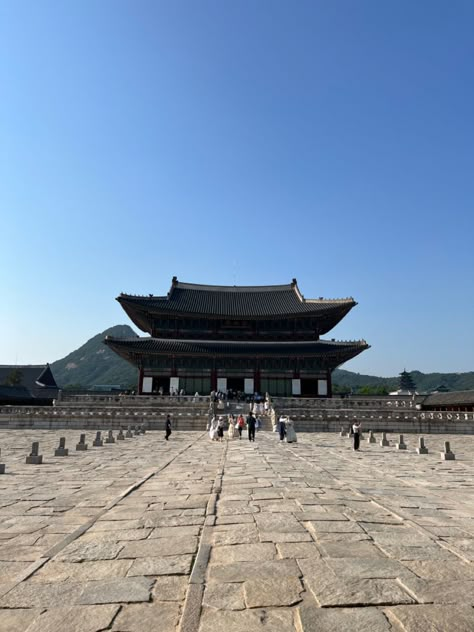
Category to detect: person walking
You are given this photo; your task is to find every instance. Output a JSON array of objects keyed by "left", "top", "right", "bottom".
[
  {"left": 278, "top": 416, "right": 287, "bottom": 441},
  {"left": 237, "top": 414, "right": 245, "bottom": 439},
  {"left": 286, "top": 418, "right": 297, "bottom": 443},
  {"left": 217, "top": 417, "right": 225, "bottom": 442},
  {"left": 165, "top": 415, "right": 172, "bottom": 441},
  {"left": 352, "top": 419, "right": 361, "bottom": 451},
  {"left": 247, "top": 412, "right": 256, "bottom": 442},
  {"left": 227, "top": 415, "right": 235, "bottom": 440}
]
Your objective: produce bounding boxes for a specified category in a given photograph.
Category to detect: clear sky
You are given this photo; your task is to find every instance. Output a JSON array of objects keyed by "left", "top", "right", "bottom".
[{"left": 1, "top": 1, "right": 473, "bottom": 377}]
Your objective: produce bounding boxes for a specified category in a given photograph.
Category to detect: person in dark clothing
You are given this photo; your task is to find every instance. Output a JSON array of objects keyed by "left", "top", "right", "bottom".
[
  {"left": 352, "top": 420, "right": 361, "bottom": 450},
  {"left": 165, "top": 415, "right": 172, "bottom": 441},
  {"left": 247, "top": 413, "right": 256, "bottom": 442},
  {"left": 278, "top": 417, "right": 287, "bottom": 441}
]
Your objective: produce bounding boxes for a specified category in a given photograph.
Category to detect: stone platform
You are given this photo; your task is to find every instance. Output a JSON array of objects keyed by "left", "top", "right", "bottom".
[{"left": 0, "top": 429, "right": 473, "bottom": 631}]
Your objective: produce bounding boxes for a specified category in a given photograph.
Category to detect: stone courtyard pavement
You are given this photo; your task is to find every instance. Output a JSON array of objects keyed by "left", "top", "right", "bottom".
[{"left": 0, "top": 429, "right": 474, "bottom": 631}]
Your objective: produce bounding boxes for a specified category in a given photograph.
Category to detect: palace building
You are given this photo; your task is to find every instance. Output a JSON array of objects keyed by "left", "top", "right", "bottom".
[{"left": 104, "top": 277, "right": 369, "bottom": 397}]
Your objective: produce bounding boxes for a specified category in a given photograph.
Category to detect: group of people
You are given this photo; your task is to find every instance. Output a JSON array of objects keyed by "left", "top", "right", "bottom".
[
  {"left": 208, "top": 413, "right": 261, "bottom": 442},
  {"left": 275, "top": 416, "right": 297, "bottom": 443}
]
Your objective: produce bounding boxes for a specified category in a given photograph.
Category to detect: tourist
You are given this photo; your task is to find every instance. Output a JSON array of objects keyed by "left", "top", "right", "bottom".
[
  {"left": 286, "top": 418, "right": 297, "bottom": 443},
  {"left": 228, "top": 415, "right": 235, "bottom": 440},
  {"left": 247, "top": 412, "right": 256, "bottom": 442},
  {"left": 165, "top": 415, "right": 172, "bottom": 441},
  {"left": 237, "top": 414, "right": 245, "bottom": 439},
  {"left": 217, "top": 417, "right": 225, "bottom": 442},
  {"left": 278, "top": 416, "right": 287, "bottom": 441},
  {"left": 255, "top": 415, "right": 262, "bottom": 431},
  {"left": 209, "top": 416, "right": 219, "bottom": 441},
  {"left": 352, "top": 420, "right": 361, "bottom": 450}
]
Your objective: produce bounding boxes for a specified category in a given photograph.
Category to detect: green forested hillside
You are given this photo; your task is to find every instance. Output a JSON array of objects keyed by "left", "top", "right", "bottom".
[
  {"left": 50, "top": 325, "right": 474, "bottom": 392},
  {"left": 51, "top": 325, "right": 137, "bottom": 388}
]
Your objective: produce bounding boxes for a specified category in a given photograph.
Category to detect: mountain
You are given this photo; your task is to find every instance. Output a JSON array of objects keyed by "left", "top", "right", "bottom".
[
  {"left": 332, "top": 368, "right": 474, "bottom": 393},
  {"left": 50, "top": 325, "right": 474, "bottom": 392},
  {"left": 51, "top": 325, "right": 137, "bottom": 389}
]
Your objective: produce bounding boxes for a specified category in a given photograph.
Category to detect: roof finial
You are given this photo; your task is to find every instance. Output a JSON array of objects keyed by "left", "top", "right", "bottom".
[{"left": 292, "top": 278, "right": 297, "bottom": 286}]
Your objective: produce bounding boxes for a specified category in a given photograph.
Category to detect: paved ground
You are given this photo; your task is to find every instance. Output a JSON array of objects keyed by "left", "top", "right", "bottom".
[{"left": 0, "top": 429, "right": 473, "bottom": 631}]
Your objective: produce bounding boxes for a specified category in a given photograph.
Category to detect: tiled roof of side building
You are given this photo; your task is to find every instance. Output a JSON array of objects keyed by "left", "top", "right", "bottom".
[
  {"left": 117, "top": 278, "right": 356, "bottom": 318},
  {"left": 104, "top": 336, "right": 369, "bottom": 357},
  {"left": 421, "top": 390, "right": 474, "bottom": 406}
]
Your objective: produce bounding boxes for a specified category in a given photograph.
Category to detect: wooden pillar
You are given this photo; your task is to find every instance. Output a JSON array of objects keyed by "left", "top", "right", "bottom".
[
  {"left": 327, "top": 369, "right": 332, "bottom": 398},
  {"left": 138, "top": 368, "right": 144, "bottom": 395},
  {"left": 254, "top": 367, "right": 261, "bottom": 393}
]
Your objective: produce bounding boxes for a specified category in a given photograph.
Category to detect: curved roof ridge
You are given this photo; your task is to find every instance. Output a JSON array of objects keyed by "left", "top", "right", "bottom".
[{"left": 173, "top": 281, "right": 295, "bottom": 293}]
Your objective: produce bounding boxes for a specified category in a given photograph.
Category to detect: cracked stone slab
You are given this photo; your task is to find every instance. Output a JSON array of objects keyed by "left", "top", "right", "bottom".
[
  {"left": 305, "top": 574, "right": 415, "bottom": 607},
  {"left": 22, "top": 604, "right": 120, "bottom": 632},
  {"left": 152, "top": 575, "right": 188, "bottom": 601},
  {"left": 198, "top": 607, "right": 295, "bottom": 631},
  {"left": 398, "top": 575, "right": 474, "bottom": 604},
  {"left": 318, "top": 540, "right": 384, "bottom": 558},
  {"left": 111, "top": 602, "right": 180, "bottom": 631},
  {"left": 244, "top": 577, "right": 303, "bottom": 608},
  {"left": 386, "top": 605, "right": 474, "bottom": 632},
  {"left": 403, "top": 560, "right": 474, "bottom": 580},
  {"left": 118, "top": 536, "right": 198, "bottom": 558},
  {"left": 0, "top": 608, "right": 43, "bottom": 632},
  {"left": 210, "top": 543, "right": 276, "bottom": 564},
  {"left": 297, "top": 605, "right": 392, "bottom": 631},
  {"left": 304, "top": 520, "right": 364, "bottom": 534},
  {"left": 127, "top": 554, "right": 194, "bottom": 576},
  {"left": 259, "top": 532, "right": 313, "bottom": 543},
  {"left": 56, "top": 541, "right": 124, "bottom": 562},
  {"left": 78, "top": 576, "right": 153, "bottom": 604},
  {"left": 30, "top": 559, "right": 134, "bottom": 583},
  {"left": 254, "top": 513, "right": 305, "bottom": 533},
  {"left": 208, "top": 559, "right": 301, "bottom": 583},
  {"left": 0, "top": 581, "right": 84, "bottom": 608},
  {"left": 203, "top": 582, "right": 246, "bottom": 610},
  {"left": 276, "top": 542, "right": 321, "bottom": 559}
]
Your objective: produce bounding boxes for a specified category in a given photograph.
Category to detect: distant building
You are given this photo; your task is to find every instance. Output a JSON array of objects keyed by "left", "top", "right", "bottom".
[
  {"left": 420, "top": 390, "right": 474, "bottom": 412},
  {"left": 390, "top": 369, "right": 417, "bottom": 395},
  {"left": 0, "top": 364, "right": 59, "bottom": 405},
  {"left": 104, "top": 277, "right": 369, "bottom": 397}
]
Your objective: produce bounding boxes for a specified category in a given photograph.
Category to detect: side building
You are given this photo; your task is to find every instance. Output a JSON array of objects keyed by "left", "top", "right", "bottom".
[{"left": 104, "top": 277, "right": 369, "bottom": 397}]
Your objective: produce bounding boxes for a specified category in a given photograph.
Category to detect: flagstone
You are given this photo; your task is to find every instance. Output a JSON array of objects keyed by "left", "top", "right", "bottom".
[
  {"left": 23, "top": 604, "right": 120, "bottom": 632},
  {"left": 386, "top": 605, "right": 474, "bottom": 632},
  {"left": 111, "top": 602, "right": 180, "bottom": 632},
  {"left": 297, "top": 605, "right": 391, "bottom": 631},
  {"left": 127, "top": 554, "right": 193, "bottom": 576}
]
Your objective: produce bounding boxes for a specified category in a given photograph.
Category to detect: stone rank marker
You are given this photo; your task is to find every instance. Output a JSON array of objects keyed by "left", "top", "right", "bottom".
[
  {"left": 76, "top": 434, "right": 88, "bottom": 451},
  {"left": 26, "top": 441, "right": 43, "bottom": 464},
  {"left": 140, "top": 425, "right": 146, "bottom": 434},
  {"left": 0, "top": 448, "right": 5, "bottom": 474},
  {"left": 105, "top": 430, "right": 115, "bottom": 444},
  {"left": 441, "top": 441, "right": 455, "bottom": 460},
  {"left": 340, "top": 426, "right": 347, "bottom": 437},
  {"left": 367, "top": 430, "right": 376, "bottom": 443},
  {"left": 93, "top": 431, "right": 104, "bottom": 447},
  {"left": 380, "top": 432, "right": 390, "bottom": 447},
  {"left": 126, "top": 426, "right": 133, "bottom": 438},
  {"left": 134, "top": 426, "right": 141, "bottom": 436},
  {"left": 117, "top": 429, "right": 125, "bottom": 440},
  {"left": 396, "top": 434, "right": 407, "bottom": 450},
  {"left": 417, "top": 437, "right": 429, "bottom": 454},
  {"left": 54, "top": 437, "right": 69, "bottom": 457}
]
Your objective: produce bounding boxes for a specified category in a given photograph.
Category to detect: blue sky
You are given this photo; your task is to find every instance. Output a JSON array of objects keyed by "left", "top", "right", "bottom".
[{"left": 1, "top": 0, "right": 473, "bottom": 377}]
